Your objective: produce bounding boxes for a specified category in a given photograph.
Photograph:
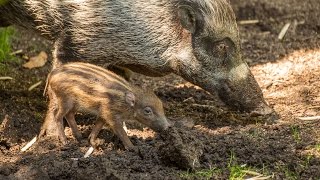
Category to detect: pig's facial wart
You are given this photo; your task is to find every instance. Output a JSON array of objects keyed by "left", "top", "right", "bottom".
[{"left": 228, "top": 63, "right": 249, "bottom": 81}]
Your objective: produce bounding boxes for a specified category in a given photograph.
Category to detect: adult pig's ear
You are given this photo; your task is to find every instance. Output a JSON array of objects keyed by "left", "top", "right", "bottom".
[
  {"left": 125, "top": 92, "right": 135, "bottom": 107},
  {"left": 178, "top": 5, "right": 197, "bottom": 34}
]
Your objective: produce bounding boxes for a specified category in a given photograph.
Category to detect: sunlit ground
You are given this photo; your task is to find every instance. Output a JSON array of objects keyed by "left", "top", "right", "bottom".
[
  {"left": 252, "top": 49, "right": 320, "bottom": 119},
  {"left": 252, "top": 49, "right": 320, "bottom": 159}
]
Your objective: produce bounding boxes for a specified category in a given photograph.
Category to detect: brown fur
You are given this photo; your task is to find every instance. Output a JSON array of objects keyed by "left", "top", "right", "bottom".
[{"left": 40, "top": 62, "right": 169, "bottom": 149}]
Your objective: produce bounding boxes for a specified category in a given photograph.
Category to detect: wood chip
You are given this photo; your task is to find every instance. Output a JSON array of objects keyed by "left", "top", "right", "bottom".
[
  {"left": 246, "top": 175, "right": 272, "bottom": 180},
  {"left": 191, "top": 104, "right": 219, "bottom": 109},
  {"left": 308, "top": 106, "right": 320, "bottom": 109},
  {"left": 297, "top": 116, "right": 320, "bottom": 121},
  {"left": 239, "top": 20, "right": 260, "bottom": 25},
  {"left": 0, "top": 115, "right": 10, "bottom": 130},
  {"left": 242, "top": 170, "right": 262, "bottom": 176},
  {"left": 10, "top": 49, "right": 23, "bottom": 56},
  {"left": 84, "top": 147, "right": 94, "bottom": 158},
  {"left": 28, "top": 81, "right": 42, "bottom": 91},
  {"left": 0, "top": 76, "right": 13, "bottom": 80},
  {"left": 123, "top": 122, "right": 128, "bottom": 133},
  {"left": 278, "top": 23, "right": 291, "bottom": 40},
  {"left": 21, "top": 136, "right": 37, "bottom": 152}
]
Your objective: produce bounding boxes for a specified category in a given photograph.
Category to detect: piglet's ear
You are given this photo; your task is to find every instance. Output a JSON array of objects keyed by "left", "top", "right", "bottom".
[
  {"left": 125, "top": 92, "right": 135, "bottom": 107},
  {"left": 178, "top": 5, "right": 196, "bottom": 34}
]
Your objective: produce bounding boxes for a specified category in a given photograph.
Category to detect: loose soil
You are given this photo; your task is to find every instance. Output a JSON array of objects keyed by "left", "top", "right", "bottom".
[{"left": 0, "top": 0, "right": 319, "bottom": 179}]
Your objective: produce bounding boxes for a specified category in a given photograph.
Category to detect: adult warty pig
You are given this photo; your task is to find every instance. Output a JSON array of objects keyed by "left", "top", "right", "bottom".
[
  {"left": 0, "top": 0, "right": 277, "bottom": 119},
  {"left": 41, "top": 62, "right": 170, "bottom": 149}
]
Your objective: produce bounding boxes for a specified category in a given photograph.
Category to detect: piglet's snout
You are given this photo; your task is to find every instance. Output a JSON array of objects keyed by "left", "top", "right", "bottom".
[{"left": 153, "top": 118, "right": 171, "bottom": 132}]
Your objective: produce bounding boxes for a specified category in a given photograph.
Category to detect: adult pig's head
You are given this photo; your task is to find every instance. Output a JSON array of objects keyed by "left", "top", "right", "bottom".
[{"left": 171, "top": 0, "right": 276, "bottom": 118}]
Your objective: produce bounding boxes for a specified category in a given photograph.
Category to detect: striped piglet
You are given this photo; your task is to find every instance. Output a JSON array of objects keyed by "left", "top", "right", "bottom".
[{"left": 40, "top": 62, "right": 170, "bottom": 150}]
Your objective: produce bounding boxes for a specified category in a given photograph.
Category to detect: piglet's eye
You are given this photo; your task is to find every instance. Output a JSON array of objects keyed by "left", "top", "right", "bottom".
[{"left": 143, "top": 107, "right": 153, "bottom": 115}]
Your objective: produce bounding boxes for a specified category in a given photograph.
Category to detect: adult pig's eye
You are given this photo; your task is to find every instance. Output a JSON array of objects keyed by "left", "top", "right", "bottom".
[{"left": 143, "top": 107, "right": 153, "bottom": 115}]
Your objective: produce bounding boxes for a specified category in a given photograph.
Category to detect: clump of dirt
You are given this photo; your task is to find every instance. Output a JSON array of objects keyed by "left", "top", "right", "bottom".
[{"left": 158, "top": 127, "right": 203, "bottom": 170}]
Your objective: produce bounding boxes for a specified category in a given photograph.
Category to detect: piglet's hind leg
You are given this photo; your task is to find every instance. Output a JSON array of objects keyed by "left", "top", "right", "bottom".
[{"left": 65, "top": 110, "right": 82, "bottom": 141}]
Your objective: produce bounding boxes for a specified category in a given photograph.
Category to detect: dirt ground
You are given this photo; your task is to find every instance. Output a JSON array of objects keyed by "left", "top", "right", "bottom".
[{"left": 0, "top": 0, "right": 320, "bottom": 179}]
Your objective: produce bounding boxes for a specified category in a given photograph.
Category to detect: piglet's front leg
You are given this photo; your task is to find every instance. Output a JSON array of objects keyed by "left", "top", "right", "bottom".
[
  {"left": 88, "top": 119, "right": 105, "bottom": 148},
  {"left": 109, "top": 115, "right": 134, "bottom": 151}
]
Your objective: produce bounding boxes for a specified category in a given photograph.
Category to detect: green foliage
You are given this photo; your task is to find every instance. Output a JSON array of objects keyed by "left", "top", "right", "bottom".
[
  {"left": 282, "top": 166, "right": 298, "bottom": 180},
  {"left": 0, "top": 26, "right": 15, "bottom": 62},
  {"left": 228, "top": 151, "right": 271, "bottom": 180},
  {"left": 180, "top": 167, "right": 221, "bottom": 179},
  {"left": 290, "top": 125, "right": 301, "bottom": 143},
  {"left": 0, "top": 0, "right": 9, "bottom": 6},
  {"left": 315, "top": 144, "right": 320, "bottom": 152},
  {"left": 228, "top": 165, "right": 248, "bottom": 180},
  {"left": 228, "top": 151, "right": 247, "bottom": 180}
]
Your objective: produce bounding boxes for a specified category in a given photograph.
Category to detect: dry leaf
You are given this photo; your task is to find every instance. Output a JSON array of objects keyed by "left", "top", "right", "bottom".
[{"left": 23, "top": 51, "right": 48, "bottom": 69}]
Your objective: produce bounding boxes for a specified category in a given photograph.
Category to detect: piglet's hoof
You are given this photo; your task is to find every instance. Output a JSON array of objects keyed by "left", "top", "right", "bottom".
[
  {"left": 89, "top": 138, "right": 105, "bottom": 148},
  {"left": 60, "top": 139, "right": 69, "bottom": 146}
]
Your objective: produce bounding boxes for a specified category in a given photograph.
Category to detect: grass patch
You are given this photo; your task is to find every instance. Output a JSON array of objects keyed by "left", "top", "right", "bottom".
[
  {"left": 0, "top": 26, "right": 15, "bottom": 62},
  {"left": 282, "top": 166, "right": 298, "bottom": 180},
  {"left": 315, "top": 144, "right": 320, "bottom": 152},
  {"left": 228, "top": 151, "right": 248, "bottom": 179},
  {"left": 0, "top": 0, "right": 9, "bottom": 6},
  {"left": 180, "top": 167, "right": 222, "bottom": 179},
  {"left": 290, "top": 125, "right": 301, "bottom": 143},
  {"left": 228, "top": 151, "right": 272, "bottom": 180}
]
